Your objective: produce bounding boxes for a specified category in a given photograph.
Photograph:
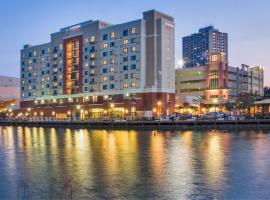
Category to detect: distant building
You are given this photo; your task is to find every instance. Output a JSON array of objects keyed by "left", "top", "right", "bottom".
[
  {"left": 0, "top": 76, "right": 20, "bottom": 101},
  {"left": 176, "top": 53, "right": 264, "bottom": 107},
  {"left": 0, "top": 76, "right": 20, "bottom": 112},
  {"left": 182, "top": 26, "right": 228, "bottom": 68},
  {"left": 20, "top": 10, "right": 175, "bottom": 118}
]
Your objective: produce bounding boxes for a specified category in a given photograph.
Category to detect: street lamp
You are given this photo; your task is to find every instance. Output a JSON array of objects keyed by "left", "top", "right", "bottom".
[
  {"left": 157, "top": 101, "right": 162, "bottom": 118},
  {"left": 110, "top": 103, "right": 115, "bottom": 119},
  {"left": 213, "top": 99, "right": 218, "bottom": 112}
]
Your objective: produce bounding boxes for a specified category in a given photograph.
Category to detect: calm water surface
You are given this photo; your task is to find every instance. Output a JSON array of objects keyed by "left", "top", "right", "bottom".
[{"left": 0, "top": 126, "right": 270, "bottom": 199}]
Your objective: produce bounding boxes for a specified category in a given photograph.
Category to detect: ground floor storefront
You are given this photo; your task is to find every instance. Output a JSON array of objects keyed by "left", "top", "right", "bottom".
[{"left": 14, "top": 92, "right": 175, "bottom": 119}]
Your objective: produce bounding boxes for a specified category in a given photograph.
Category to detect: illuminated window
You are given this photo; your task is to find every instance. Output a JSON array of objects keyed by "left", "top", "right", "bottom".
[
  {"left": 103, "top": 43, "right": 108, "bottom": 49},
  {"left": 90, "top": 36, "right": 95, "bottom": 43},
  {"left": 123, "top": 48, "right": 128, "bottom": 53},
  {"left": 103, "top": 60, "right": 108, "bottom": 65},
  {"left": 103, "top": 76, "right": 108, "bottom": 81},
  {"left": 131, "top": 27, "right": 137, "bottom": 34},
  {"left": 110, "top": 59, "right": 115, "bottom": 64},
  {"left": 131, "top": 46, "right": 136, "bottom": 52},
  {"left": 131, "top": 81, "right": 136, "bottom": 87},
  {"left": 123, "top": 83, "right": 128, "bottom": 88},
  {"left": 122, "top": 39, "right": 128, "bottom": 45},
  {"left": 33, "top": 51, "right": 37, "bottom": 56},
  {"left": 84, "top": 38, "right": 88, "bottom": 44},
  {"left": 110, "top": 32, "right": 115, "bottom": 39},
  {"left": 110, "top": 67, "right": 115, "bottom": 72}
]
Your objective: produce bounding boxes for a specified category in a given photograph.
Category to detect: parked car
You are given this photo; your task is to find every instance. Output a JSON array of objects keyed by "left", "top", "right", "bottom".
[
  {"left": 169, "top": 113, "right": 193, "bottom": 121},
  {"left": 201, "top": 112, "right": 226, "bottom": 120}
]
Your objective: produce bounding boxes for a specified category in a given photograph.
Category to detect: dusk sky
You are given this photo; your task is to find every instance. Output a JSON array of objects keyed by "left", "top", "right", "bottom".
[{"left": 0, "top": 0, "right": 269, "bottom": 84}]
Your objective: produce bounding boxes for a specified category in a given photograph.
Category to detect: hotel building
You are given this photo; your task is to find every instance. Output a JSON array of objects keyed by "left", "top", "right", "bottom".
[
  {"left": 20, "top": 10, "right": 175, "bottom": 118},
  {"left": 182, "top": 26, "right": 228, "bottom": 68},
  {"left": 176, "top": 53, "right": 264, "bottom": 107}
]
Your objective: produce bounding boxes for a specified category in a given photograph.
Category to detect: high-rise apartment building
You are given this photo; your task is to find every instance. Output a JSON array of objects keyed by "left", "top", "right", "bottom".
[
  {"left": 20, "top": 10, "right": 175, "bottom": 118},
  {"left": 182, "top": 26, "right": 228, "bottom": 68}
]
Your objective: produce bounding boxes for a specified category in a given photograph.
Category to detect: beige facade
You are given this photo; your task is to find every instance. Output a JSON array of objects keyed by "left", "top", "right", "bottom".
[{"left": 176, "top": 54, "right": 264, "bottom": 106}]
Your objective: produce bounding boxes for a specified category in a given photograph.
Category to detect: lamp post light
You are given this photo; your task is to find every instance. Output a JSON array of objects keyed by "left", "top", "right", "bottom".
[
  {"left": 104, "top": 109, "right": 108, "bottom": 120},
  {"left": 153, "top": 108, "right": 157, "bottom": 118},
  {"left": 76, "top": 105, "right": 82, "bottom": 120},
  {"left": 157, "top": 101, "right": 162, "bottom": 118},
  {"left": 213, "top": 99, "right": 218, "bottom": 112},
  {"left": 110, "top": 103, "right": 115, "bottom": 119},
  {"left": 40, "top": 112, "right": 44, "bottom": 117}
]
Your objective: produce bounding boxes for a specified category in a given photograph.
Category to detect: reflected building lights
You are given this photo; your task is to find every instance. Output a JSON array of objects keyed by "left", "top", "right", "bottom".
[{"left": 201, "top": 133, "right": 229, "bottom": 188}]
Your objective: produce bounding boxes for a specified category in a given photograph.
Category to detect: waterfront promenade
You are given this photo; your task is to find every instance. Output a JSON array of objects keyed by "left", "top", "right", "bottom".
[{"left": 1, "top": 118, "right": 270, "bottom": 130}]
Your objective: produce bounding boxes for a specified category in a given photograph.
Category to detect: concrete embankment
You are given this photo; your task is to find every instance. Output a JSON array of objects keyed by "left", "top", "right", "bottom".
[{"left": 1, "top": 119, "right": 270, "bottom": 130}]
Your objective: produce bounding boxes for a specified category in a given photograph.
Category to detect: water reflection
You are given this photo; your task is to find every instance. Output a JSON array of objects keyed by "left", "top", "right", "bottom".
[{"left": 0, "top": 127, "right": 270, "bottom": 199}]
